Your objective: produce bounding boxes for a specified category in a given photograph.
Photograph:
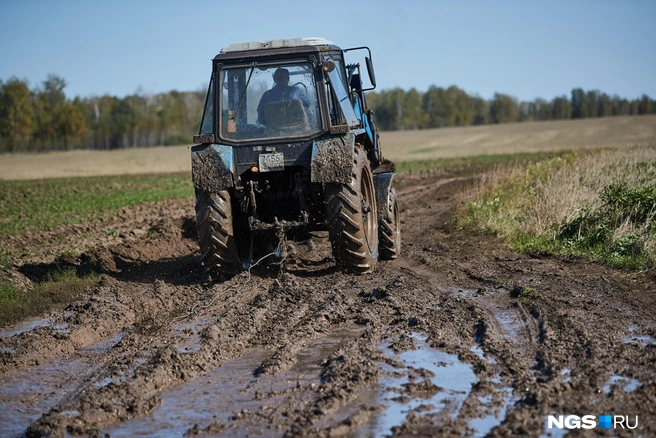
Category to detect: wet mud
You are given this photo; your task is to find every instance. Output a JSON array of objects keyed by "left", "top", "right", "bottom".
[{"left": 1, "top": 171, "right": 655, "bottom": 437}]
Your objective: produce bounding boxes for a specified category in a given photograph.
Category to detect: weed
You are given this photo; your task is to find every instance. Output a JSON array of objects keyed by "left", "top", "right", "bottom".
[
  {"left": 57, "top": 249, "right": 78, "bottom": 258},
  {"left": 0, "top": 249, "right": 13, "bottom": 271},
  {"left": 510, "top": 285, "right": 542, "bottom": 301}
]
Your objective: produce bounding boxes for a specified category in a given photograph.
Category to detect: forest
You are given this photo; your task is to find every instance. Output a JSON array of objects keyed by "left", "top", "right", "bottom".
[{"left": 0, "top": 74, "right": 654, "bottom": 152}]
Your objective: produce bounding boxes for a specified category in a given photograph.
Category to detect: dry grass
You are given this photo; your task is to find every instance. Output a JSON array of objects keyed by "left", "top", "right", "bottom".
[
  {"left": 0, "top": 146, "right": 193, "bottom": 181},
  {"left": 1, "top": 115, "right": 654, "bottom": 181},
  {"left": 383, "top": 115, "right": 656, "bottom": 162},
  {"left": 460, "top": 145, "right": 656, "bottom": 268},
  {"left": 526, "top": 147, "right": 656, "bottom": 235}
]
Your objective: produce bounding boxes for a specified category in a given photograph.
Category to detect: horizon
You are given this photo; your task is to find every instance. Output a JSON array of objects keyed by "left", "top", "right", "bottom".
[{"left": 1, "top": 1, "right": 655, "bottom": 102}]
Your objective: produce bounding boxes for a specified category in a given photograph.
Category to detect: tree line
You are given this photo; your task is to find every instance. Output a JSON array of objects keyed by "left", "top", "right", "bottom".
[
  {"left": 366, "top": 86, "right": 656, "bottom": 131},
  {"left": 1, "top": 74, "right": 655, "bottom": 153},
  {"left": 0, "top": 74, "right": 204, "bottom": 153}
]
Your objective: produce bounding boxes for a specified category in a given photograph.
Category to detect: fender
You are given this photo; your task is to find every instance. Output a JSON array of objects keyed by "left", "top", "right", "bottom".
[
  {"left": 310, "top": 133, "right": 355, "bottom": 184},
  {"left": 191, "top": 144, "right": 235, "bottom": 192},
  {"left": 373, "top": 172, "right": 395, "bottom": 222}
]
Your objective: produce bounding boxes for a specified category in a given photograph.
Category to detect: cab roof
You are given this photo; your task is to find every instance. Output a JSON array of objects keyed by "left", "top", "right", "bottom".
[{"left": 220, "top": 37, "right": 335, "bottom": 53}]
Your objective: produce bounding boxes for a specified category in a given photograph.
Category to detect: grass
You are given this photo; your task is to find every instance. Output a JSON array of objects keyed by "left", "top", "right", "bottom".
[
  {"left": 0, "top": 268, "right": 100, "bottom": 326},
  {"left": 456, "top": 145, "right": 656, "bottom": 270},
  {"left": 0, "top": 172, "right": 194, "bottom": 239}
]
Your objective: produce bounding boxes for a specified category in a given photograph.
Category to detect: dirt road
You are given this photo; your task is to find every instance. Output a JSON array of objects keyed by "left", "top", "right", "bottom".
[{"left": 1, "top": 172, "right": 654, "bottom": 437}]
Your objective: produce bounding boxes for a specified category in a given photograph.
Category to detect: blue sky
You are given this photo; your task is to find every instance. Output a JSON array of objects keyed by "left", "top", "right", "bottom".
[{"left": 1, "top": 0, "right": 654, "bottom": 102}]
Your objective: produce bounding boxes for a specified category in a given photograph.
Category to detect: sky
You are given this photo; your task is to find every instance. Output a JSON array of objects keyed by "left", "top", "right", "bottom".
[{"left": 1, "top": 0, "right": 654, "bottom": 102}]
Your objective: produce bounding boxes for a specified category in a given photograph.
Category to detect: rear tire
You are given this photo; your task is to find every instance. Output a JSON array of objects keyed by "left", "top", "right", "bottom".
[
  {"left": 195, "top": 190, "right": 250, "bottom": 280},
  {"left": 326, "top": 148, "right": 378, "bottom": 273},
  {"left": 379, "top": 187, "right": 401, "bottom": 260}
]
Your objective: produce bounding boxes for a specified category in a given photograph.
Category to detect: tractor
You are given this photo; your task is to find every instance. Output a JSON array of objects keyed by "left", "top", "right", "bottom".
[{"left": 191, "top": 37, "right": 400, "bottom": 279}]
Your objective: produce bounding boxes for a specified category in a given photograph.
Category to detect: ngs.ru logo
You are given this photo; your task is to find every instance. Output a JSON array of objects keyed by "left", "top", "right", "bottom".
[{"left": 547, "top": 415, "right": 638, "bottom": 430}]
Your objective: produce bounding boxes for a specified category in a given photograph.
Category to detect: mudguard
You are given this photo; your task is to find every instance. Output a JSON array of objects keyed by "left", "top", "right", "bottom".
[
  {"left": 373, "top": 172, "right": 395, "bottom": 221},
  {"left": 191, "top": 144, "right": 235, "bottom": 192},
  {"left": 310, "top": 133, "right": 355, "bottom": 184}
]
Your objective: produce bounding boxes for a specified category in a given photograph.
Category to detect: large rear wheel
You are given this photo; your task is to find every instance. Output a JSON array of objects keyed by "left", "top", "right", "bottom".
[
  {"left": 195, "top": 190, "right": 251, "bottom": 280},
  {"left": 326, "top": 148, "right": 378, "bottom": 273}
]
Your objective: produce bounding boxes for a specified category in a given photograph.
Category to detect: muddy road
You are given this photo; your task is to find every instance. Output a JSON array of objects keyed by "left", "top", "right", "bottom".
[{"left": 1, "top": 172, "right": 655, "bottom": 437}]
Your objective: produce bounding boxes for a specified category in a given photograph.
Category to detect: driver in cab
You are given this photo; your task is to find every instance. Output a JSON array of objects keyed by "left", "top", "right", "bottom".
[{"left": 257, "top": 68, "right": 310, "bottom": 126}]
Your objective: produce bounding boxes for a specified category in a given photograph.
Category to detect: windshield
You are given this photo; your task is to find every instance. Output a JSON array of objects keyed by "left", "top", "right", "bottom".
[{"left": 219, "top": 62, "right": 321, "bottom": 141}]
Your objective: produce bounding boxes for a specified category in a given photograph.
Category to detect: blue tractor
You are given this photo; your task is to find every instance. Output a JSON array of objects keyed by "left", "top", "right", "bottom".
[{"left": 191, "top": 38, "right": 400, "bottom": 279}]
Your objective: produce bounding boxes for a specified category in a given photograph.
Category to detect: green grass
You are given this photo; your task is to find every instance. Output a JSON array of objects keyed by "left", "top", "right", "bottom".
[
  {"left": 0, "top": 172, "right": 194, "bottom": 239},
  {"left": 0, "top": 268, "right": 100, "bottom": 326}
]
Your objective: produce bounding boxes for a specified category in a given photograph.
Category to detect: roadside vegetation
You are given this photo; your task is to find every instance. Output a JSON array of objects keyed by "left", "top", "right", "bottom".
[
  {"left": 457, "top": 145, "right": 656, "bottom": 270},
  {"left": 0, "top": 268, "right": 100, "bottom": 326}
]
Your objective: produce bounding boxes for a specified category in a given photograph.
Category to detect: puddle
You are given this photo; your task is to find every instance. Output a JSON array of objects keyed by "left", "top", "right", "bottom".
[
  {"left": 79, "top": 331, "right": 124, "bottom": 354},
  {"left": 0, "top": 332, "right": 124, "bottom": 437},
  {"left": 102, "top": 325, "right": 364, "bottom": 437},
  {"left": 450, "top": 288, "right": 481, "bottom": 298},
  {"left": 624, "top": 334, "right": 656, "bottom": 346},
  {"left": 172, "top": 316, "right": 214, "bottom": 354},
  {"left": 0, "top": 317, "right": 52, "bottom": 338},
  {"left": 175, "top": 334, "right": 203, "bottom": 354},
  {"left": 0, "top": 312, "right": 78, "bottom": 339},
  {"left": 540, "top": 419, "right": 569, "bottom": 438},
  {"left": 603, "top": 374, "right": 641, "bottom": 393},
  {"left": 357, "top": 334, "right": 516, "bottom": 438},
  {"left": 0, "top": 355, "right": 98, "bottom": 436},
  {"left": 470, "top": 345, "right": 486, "bottom": 360},
  {"left": 493, "top": 309, "right": 525, "bottom": 343},
  {"left": 560, "top": 368, "right": 571, "bottom": 383},
  {"left": 469, "top": 387, "right": 516, "bottom": 437}
]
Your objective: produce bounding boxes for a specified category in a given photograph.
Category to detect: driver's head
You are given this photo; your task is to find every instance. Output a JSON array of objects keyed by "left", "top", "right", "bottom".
[{"left": 273, "top": 68, "right": 290, "bottom": 85}]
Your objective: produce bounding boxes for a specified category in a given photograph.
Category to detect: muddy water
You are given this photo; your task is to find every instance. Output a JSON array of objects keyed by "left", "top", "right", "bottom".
[
  {"left": 103, "top": 326, "right": 365, "bottom": 437},
  {"left": 359, "top": 334, "right": 517, "bottom": 438},
  {"left": 100, "top": 329, "right": 517, "bottom": 437},
  {"left": 0, "top": 312, "right": 74, "bottom": 339},
  {"left": 0, "top": 332, "right": 123, "bottom": 437}
]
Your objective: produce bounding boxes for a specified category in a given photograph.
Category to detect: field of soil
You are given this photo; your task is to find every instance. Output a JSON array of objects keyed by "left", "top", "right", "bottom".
[
  {"left": 1, "top": 169, "right": 654, "bottom": 437},
  {"left": 1, "top": 115, "right": 655, "bottom": 180}
]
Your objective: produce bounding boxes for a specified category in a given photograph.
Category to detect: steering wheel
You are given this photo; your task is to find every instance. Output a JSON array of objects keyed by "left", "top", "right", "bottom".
[{"left": 291, "top": 81, "right": 308, "bottom": 95}]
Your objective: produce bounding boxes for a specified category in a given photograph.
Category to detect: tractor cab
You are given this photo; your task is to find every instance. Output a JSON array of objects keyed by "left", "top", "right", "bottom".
[{"left": 196, "top": 38, "right": 381, "bottom": 166}]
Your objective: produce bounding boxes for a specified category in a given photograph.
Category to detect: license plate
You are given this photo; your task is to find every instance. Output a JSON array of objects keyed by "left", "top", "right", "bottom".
[{"left": 258, "top": 153, "right": 284, "bottom": 172}]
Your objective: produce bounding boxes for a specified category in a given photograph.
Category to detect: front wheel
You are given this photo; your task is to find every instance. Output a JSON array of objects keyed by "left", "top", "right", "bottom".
[
  {"left": 326, "top": 148, "right": 379, "bottom": 273},
  {"left": 195, "top": 190, "right": 251, "bottom": 280}
]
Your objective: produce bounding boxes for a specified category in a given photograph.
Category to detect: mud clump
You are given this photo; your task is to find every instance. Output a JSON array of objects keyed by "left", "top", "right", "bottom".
[{"left": 184, "top": 421, "right": 226, "bottom": 436}]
